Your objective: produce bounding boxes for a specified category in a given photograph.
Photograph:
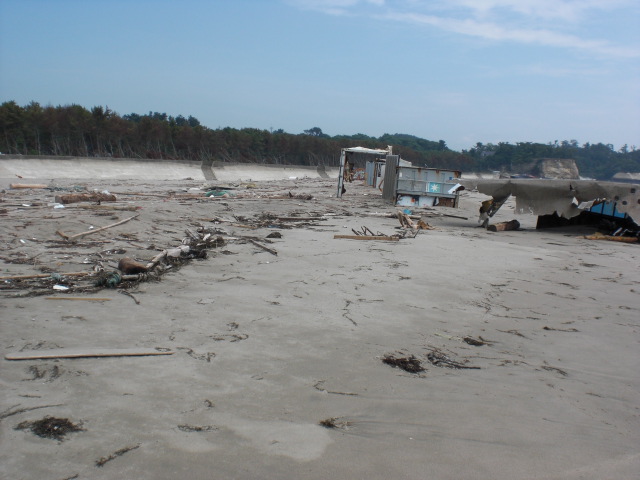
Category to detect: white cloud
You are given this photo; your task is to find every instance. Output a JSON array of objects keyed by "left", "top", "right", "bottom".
[
  {"left": 442, "top": 0, "right": 633, "bottom": 22},
  {"left": 288, "top": 0, "right": 640, "bottom": 58},
  {"left": 383, "top": 11, "right": 639, "bottom": 58},
  {"left": 286, "top": 0, "right": 384, "bottom": 15}
]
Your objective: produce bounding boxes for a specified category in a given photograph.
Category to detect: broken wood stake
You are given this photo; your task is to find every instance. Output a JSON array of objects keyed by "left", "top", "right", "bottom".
[
  {"left": 248, "top": 239, "right": 278, "bottom": 255},
  {"left": 58, "top": 214, "right": 140, "bottom": 241}
]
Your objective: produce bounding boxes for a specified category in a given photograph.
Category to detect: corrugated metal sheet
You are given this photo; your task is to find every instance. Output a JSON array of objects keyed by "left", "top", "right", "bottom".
[{"left": 382, "top": 155, "right": 399, "bottom": 202}]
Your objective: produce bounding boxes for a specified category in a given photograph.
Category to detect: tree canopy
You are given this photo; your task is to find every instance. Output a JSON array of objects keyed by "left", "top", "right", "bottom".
[{"left": 0, "top": 100, "right": 637, "bottom": 179}]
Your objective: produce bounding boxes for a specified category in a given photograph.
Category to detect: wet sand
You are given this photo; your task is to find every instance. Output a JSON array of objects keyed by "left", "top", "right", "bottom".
[{"left": 1, "top": 173, "right": 639, "bottom": 479}]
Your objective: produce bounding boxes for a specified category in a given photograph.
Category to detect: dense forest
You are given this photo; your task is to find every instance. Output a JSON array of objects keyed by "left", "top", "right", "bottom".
[{"left": 1, "top": 101, "right": 638, "bottom": 180}]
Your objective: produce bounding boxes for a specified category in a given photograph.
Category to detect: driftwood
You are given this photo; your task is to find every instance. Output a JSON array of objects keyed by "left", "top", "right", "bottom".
[
  {"left": 277, "top": 216, "right": 326, "bottom": 222},
  {"left": 583, "top": 232, "right": 638, "bottom": 243},
  {"left": 10, "top": 183, "right": 48, "bottom": 189},
  {"left": 0, "top": 272, "right": 91, "bottom": 281},
  {"left": 54, "top": 192, "right": 117, "bottom": 204},
  {"left": 334, "top": 235, "right": 399, "bottom": 241},
  {"left": 5, "top": 348, "right": 174, "bottom": 360},
  {"left": 364, "top": 211, "right": 468, "bottom": 221},
  {"left": 56, "top": 214, "right": 139, "bottom": 241},
  {"left": 144, "top": 245, "right": 190, "bottom": 271},
  {"left": 487, "top": 219, "right": 520, "bottom": 232},
  {"left": 398, "top": 212, "right": 416, "bottom": 229},
  {"left": 45, "top": 297, "right": 111, "bottom": 301},
  {"left": 397, "top": 212, "right": 434, "bottom": 230},
  {"left": 67, "top": 204, "right": 140, "bottom": 212},
  {"left": 248, "top": 239, "right": 278, "bottom": 256}
]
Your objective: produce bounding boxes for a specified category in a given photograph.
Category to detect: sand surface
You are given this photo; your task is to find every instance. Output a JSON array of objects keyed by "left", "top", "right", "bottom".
[{"left": 1, "top": 173, "right": 639, "bottom": 480}]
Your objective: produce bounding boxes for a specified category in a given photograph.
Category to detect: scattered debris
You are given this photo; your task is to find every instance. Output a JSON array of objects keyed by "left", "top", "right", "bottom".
[
  {"left": 95, "top": 444, "right": 140, "bottom": 467},
  {"left": 541, "top": 365, "right": 568, "bottom": 376},
  {"left": 426, "top": 349, "right": 480, "bottom": 369},
  {"left": 397, "top": 211, "right": 436, "bottom": 231},
  {"left": 15, "top": 416, "right": 83, "bottom": 440},
  {"left": 543, "top": 326, "right": 579, "bottom": 332},
  {"left": 318, "top": 417, "right": 353, "bottom": 430},
  {"left": 463, "top": 336, "right": 488, "bottom": 346},
  {"left": 382, "top": 353, "right": 425, "bottom": 373},
  {"left": 177, "top": 424, "right": 218, "bottom": 432}
]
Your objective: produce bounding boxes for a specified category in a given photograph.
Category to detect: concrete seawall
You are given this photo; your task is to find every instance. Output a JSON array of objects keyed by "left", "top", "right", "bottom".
[{"left": 0, "top": 156, "right": 340, "bottom": 182}]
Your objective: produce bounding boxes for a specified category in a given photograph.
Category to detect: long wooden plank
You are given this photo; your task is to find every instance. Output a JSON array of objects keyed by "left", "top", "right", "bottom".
[
  {"left": 6, "top": 348, "right": 174, "bottom": 360},
  {"left": 334, "top": 235, "right": 399, "bottom": 241},
  {"left": 10, "top": 183, "right": 48, "bottom": 189},
  {"left": 0, "top": 272, "right": 91, "bottom": 281},
  {"left": 45, "top": 297, "right": 111, "bottom": 301}
]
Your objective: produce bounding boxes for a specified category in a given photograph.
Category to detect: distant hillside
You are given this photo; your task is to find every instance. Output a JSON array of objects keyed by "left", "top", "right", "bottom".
[{"left": 1, "top": 101, "right": 638, "bottom": 180}]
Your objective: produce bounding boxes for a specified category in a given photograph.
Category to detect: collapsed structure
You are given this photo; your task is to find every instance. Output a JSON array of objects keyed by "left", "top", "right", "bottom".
[
  {"left": 336, "top": 146, "right": 463, "bottom": 208},
  {"left": 461, "top": 178, "right": 639, "bottom": 237},
  {"left": 336, "top": 147, "right": 639, "bottom": 237}
]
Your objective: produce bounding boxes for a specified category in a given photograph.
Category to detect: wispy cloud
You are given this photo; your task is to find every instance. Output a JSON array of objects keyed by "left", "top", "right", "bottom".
[
  {"left": 383, "top": 11, "right": 639, "bottom": 58},
  {"left": 442, "top": 0, "right": 633, "bottom": 22},
  {"left": 287, "top": 0, "right": 640, "bottom": 58},
  {"left": 287, "top": 0, "right": 385, "bottom": 16}
]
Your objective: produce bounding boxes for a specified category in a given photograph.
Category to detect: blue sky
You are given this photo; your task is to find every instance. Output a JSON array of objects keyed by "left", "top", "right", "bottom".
[{"left": 1, "top": 0, "right": 639, "bottom": 151}]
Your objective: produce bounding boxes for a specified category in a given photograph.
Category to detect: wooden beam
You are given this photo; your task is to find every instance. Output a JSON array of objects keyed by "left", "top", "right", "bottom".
[
  {"left": 5, "top": 348, "right": 174, "bottom": 360},
  {"left": 584, "top": 232, "right": 638, "bottom": 243},
  {"left": 0, "top": 272, "right": 91, "bottom": 281},
  {"left": 45, "top": 297, "right": 111, "bottom": 301},
  {"left": 334, "top": 235, "right": 399, "bottom": 241},
  {"left": 10, "top": 183, "right": 48, "bottom": 189}
]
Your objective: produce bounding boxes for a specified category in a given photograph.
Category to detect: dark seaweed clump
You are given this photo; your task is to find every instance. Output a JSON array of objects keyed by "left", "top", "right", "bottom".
[
  {"left": 382, "top": 354, "right": 425, "bottom": 373},
  {"left": 15, "top": 416, "right": 83, "bottom": 440}
]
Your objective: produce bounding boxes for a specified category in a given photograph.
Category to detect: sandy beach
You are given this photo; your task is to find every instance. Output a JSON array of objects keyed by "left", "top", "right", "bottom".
[{"left": 1, "top": 166, "right": 639, "bottom": 480}]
